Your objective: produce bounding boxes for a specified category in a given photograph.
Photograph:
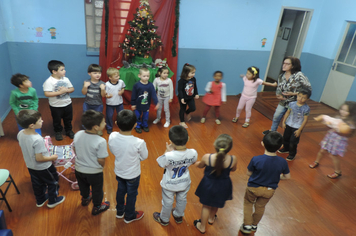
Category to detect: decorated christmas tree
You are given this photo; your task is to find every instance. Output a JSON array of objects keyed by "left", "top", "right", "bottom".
[{"left": 122, "top": 0, "right": 162, "bottom": 59}]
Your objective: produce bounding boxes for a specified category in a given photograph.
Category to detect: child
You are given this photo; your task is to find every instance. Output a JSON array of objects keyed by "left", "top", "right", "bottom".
[
  {"left": 194, "top": 134, "right": 237, "bottom": 234},
  {"left": 43, "top": 60, "right": 75, "bottom": 141},
  {"left": 82, "top": 64, "right": 106, "bottom": 112},
  {"left": 10, "top": 73, "right": 41, "bottom": 135},
  {"left": 152, "top": 66, "right": 173, "bottom": 128},
  {"left": 16, "top": 109, "right": 65, "bottom": 208},
  {"left": 232, "top": 66, "right": 277, "bottom": 127},
  {"left": 240, "top": 131, "right": 290, "bottom": 234},
  {"left": 201, "top": 71, "right": 226, "bottom": 125},
  {"left": 73, "top": 110, "right": 110, "bottom": 216},
  {"left": 105, "top": 67, "right": 126, "bottom": 134},
  {"left": 153, "top": 125, "right": 198, "bottom": 226},
  {"left": 108, "top": 109, "right": 148, "bottom": 223},
  {"left": 177, "top": 63, "right": 199, "bottom": 128},
  {"left": 278, "top": 88, "right": 311, "bottom": 161},
  {"left": 309, "top": 101, "right": 356, "bottom": 179},
  {"left": 131, "top": 67, "right": 159, "bottom": 133}
]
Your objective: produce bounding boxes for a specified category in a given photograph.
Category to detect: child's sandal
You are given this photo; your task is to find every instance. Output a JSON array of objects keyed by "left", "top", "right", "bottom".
[
  {"left": 309, "top": 162, "right": 319, "bottom": 169},
  {"left": 232, "top": 117, "right": 238, "bottom": 123},
  {"left": 327, "top": 171, "right": 342, "bottom": 179},
  {"left": 242, "top": 122, "right": 249, "bottom": 128}
]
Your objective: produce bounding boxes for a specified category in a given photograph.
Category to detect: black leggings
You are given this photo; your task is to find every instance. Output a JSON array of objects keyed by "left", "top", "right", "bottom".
[{"left": 179, "top": 98, "right": 196, "bottom": 122}]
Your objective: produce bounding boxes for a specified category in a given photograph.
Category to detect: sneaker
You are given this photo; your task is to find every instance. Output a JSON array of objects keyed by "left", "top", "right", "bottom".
[
  {"left": 55, "top": 132, "right": 63, "bottom": 141},
  {"left": 252, "top": 225, "right": 258, "bottom": 231},
  {"left": 278, "top": 148, "right": 289, "bottom": 154},
  {"left": 81, "top": 194, "right": 92, "bottom": 206},
  {"left": 153, "top": 212, "right": 169, "bottom": 226},
  {"left": 92, "top": 201, "right": 110, "bottom": 215},
  {"left": 107, "top": 129, "right": 112, "bottom": 134},
  {"left": 153, "top": 119, "right": 160, "bottom": 124},
  {"left": 36, "top": 194, "right": 49, "bottom": 207},
  {"left": 116, "top": 211, "right": 125, "bottom": 219},
  {"left": 143, "top": 127, "right": 149, "bottom": 132},
  {"left": 98, "top": 130, "right": 103, "bottom": 136},
  {"left": 66, "top": 130, "right": 74, "bottom": 139},
  {"left": 47, "top": 196, "right": 65, "bottom": 208},
  {"left": 200, "top": 117, "right": 206, "bottom": 124},
  {"left": 135, "top": 127, "right": 142, "bottom": 133},
  {"left": 124, "top": 211, "right": 144, "bottom": 223},
  {"left": 240, "top": 224, "right": 252, "bottom": 234},
  {"left": 215, "top": 119, "right": 221, "bottom": 125},
  {"left": 171, "top": 208, "right": 183, "bottom": 223},
  {"left": 262, "top": 130, "right": 270, "bottom": 135},
  {"left": 163, "top": 122, "right": 170, "bottom": 128},
  {"left": 179, "top": 122, "right": 188, "bottom": 128},
  {"left": 286, "top": 155, "right": 295, "bottom": 161}
]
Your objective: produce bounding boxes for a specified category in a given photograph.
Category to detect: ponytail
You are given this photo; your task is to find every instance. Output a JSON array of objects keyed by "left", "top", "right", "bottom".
[{"left": 212, "top": 134, "right": 233, "bottom": 177}]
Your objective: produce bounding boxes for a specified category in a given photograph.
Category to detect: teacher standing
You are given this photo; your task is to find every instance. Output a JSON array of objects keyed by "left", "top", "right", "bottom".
[{"left": 263, "top": 56, "right": 312, "bottom": 135}]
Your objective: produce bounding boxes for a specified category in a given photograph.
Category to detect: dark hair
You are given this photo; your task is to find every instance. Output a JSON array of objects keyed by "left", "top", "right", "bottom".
[
  {"left": 213, "top": 134, "right": 233, "bottom": 176},
  {"left": 284, "top": 56, "right": 302, "bottom": 74},
  {"left": 11, "top": 73, "right": 29, "bottom": 87},
  {"left": 180, "top": 63, "right": 196, "bottom": 80},
  {"left": 116, "top": 109, "right": 136, "bottom": 131},
  {"left": 88, "top": 64, "right": 102, "bottom": 73},
  {"left": 169, "top": 125, "right": 188, "bottom": 146},
  {"left": 247, "top": 66, "right": 260, "bottom": 82},
  {"left": 16, "top": 110, "right": 41, "bottom": 129},
  {"left": 342, "top": 101, "right": 356, "bottom": 125},
  {"left": 263, "top": 131, "right": 283, "bottom": 152},
  {"left": 48, "top": 60, "right": 65, "bottom": 73},
  {"left": 81, "top": 110, "right": 104, "bottom": 130},
  {"left": 298, "top": 87, "right": 312, "bottom": 99},
  {"left": 213, "top": 71, "right": 223, "bottom": 76},
  {"left": 155, "top": 66, "right": 169, "bottom": 77}
]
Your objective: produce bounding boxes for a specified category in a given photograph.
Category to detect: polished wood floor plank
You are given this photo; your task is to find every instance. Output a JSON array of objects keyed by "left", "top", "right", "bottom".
[{"left": 1, "top": 94, "right": 356, "bottom": 236}]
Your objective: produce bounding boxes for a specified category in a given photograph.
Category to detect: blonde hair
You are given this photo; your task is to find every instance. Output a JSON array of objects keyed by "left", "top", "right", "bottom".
[
  {"left": 107, "top": 67, "right": 120, "bottom": 78},
  {"left": 139, "top": 67, "right": 150, "bottom": 75}
]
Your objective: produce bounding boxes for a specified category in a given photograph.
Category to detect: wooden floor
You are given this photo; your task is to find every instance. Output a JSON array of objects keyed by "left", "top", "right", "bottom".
[{"left": 1, "top": 94, "right": 356, "bottom": 236}]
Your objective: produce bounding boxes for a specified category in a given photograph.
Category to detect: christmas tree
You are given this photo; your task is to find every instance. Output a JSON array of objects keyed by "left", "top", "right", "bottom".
[{"left": 122, "top": 0, "right": 162, "bottom": 59}]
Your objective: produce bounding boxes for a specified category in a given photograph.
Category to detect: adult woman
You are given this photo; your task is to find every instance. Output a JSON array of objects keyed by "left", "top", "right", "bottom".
[{"left": 263, "top": 56, "right": 312, "bottom": 135}]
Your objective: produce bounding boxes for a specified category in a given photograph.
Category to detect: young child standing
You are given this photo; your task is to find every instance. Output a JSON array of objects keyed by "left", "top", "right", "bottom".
[
  {"left": 10, "top": 73, "right": 41, "bottom": 135},
  {"left": 194, "top": 134, "right": 237, "bottom": 234},
  {"left": 177, "top": 63, "right": 199, "bottom": 128},
  {"left": 232, "top": 66, "right": 277, "bottom": 128},
  {"left": 153, "top": 125, "right": 198, "bottom": 226},
  {"left": 82, "top": 64, "right": 106, "bottom": 112},
  {"left": 152, "top": 66, "right": 173, "bottom": 128},
  {"left": 201, "top": 71, "right": 226, "bottom": 125},
  {"left": 131, "top": 67, "right": 159, "bottom": 133},
  {"left": 73, "top": 110, "right": 110, "bottom": 215},
  {"left": 309, "top": 101, "right": 356, "bottom": 179},
  {"left": 17, "top": 109, "right": 65, "bottom": 208},
  {"left": 105, "top": 67, "right": 126, "bottom": 134},
  {"left": 240, "top": 131, "right": 290, "bottom": 234},
  {"left": 43, "top": 60, "right": 75, "bottom": 141},
  {"left": 278, "top": 88, "right": 311, "bottom": 161},
  {"left": 108, "top": 109, "right": 148, "bottom": 223}
]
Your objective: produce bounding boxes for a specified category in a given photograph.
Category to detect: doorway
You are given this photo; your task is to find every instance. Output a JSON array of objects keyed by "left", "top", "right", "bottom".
[
  {"left": 320, "top": 22, "right": 356, "bottom": 109},
  {"left": 263, "top": 7, "right": 313, "bottom": 91}
]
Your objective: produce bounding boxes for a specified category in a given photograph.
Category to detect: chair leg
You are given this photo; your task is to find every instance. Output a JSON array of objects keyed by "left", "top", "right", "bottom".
[
  {"left": 9, "top": 175, "right": 20, "bottom": 194},
  {"left": 0, "top": 189, "right": 12, "bottom": 212}
]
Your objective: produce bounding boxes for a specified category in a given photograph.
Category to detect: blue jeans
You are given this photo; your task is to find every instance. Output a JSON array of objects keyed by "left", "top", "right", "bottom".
[
  {"left": 134, "top": 110, "right": 149, "bottom": 128},
  {"left": 271, "top": 104, "right": 288, "bottom": 131},
  {"left": 116, "top": 175, "right": 140, "bottom": 221},
  {"left": 106, "top": 104, "right": 124, "bottom": 131},
  {"left": 17, "top": 123, "right": 42, "bottom": 135},
  {"left": 83, "top": 103, "right": 103, "bottom": 112}
]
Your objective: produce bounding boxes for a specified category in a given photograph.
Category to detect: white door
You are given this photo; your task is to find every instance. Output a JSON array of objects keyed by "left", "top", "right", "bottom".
[{"left": 321, "top": 23, "right": 356, "bottom": 109}]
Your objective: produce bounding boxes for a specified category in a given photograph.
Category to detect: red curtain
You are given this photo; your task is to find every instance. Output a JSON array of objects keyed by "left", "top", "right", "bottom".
[{"left": 99, "top": 0, "right": 179, "bottom": 102}]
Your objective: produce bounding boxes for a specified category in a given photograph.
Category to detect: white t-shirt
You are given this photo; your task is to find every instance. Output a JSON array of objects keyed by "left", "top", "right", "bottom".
[
  {"left": 105, "top": 80, "right": 126, "bottom": 106},
  {"left": 17, "top": 130, "right": 52, "bottom": 170},
  {"left": 153, "top": 77, "right": 174, "bottom": 99},
  {"left": 73, "top": 130, "right": 108, "bottom": 174},
  {"left": 108, "top": 132, "right": 148, "bottom": 179},
  {"left": 157, "top": 149, "right": 197, "bottom": 191},
  {"left": 43, "top": 76, "right": 73, "bottom": 107}
]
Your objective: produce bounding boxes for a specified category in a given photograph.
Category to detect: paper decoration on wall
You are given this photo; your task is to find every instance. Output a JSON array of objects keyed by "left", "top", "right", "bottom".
[
  {"left": 261, "top": 38, "right": 267, "bottom": 47},
  {"left": 36, "top": 27, "right": 43, "bottom": 37},
  {"left": 48, "top": 27, "right": 57, "bottom": 39}
]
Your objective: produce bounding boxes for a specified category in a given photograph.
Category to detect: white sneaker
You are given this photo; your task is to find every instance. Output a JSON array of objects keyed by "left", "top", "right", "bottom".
[
  {"left": 153, "top": 119, "right": 160, "bottom": 124},
  {"left": 163, "top": 122, "right": 170, "bottom": 128}
]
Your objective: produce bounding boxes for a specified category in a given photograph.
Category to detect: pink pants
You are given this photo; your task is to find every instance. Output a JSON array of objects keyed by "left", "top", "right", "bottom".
[{"left": 236, "top": 95, "right": 256, "bottom": 122}]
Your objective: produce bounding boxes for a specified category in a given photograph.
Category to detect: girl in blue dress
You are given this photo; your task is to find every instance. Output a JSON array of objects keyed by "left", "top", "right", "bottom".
[{"left": 193, "top": 134, "right": 237, "bottom": 234}]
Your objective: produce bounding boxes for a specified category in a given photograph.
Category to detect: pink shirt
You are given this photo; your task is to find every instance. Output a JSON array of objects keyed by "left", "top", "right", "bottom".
[{"left": 241, "top": 76, "right": 263, "bottom": 98}]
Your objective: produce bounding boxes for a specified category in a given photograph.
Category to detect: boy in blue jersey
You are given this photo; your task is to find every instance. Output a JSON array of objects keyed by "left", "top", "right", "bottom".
[{"left": 131, "top": 68, "right": 159, "bottom": 133}]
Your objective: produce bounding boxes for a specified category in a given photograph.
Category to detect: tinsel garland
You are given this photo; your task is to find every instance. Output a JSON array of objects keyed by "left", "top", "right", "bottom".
[
  {"left": 171, "top": 0, "right": 180, "bottom": 57},
  {"left": 104, "top": 0, "right": 109, "bottom": 56}
]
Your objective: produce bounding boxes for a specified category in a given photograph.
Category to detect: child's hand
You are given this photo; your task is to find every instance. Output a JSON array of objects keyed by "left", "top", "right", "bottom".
[
  {"left": 294, "top": 129, "right": 301, "bottom": 138},
  {"left": 282, "top": 122, "right": 286, "bottom": 129},
  {"left": 118, "top": 90, "right": 124, "bottom": 96},
  {"left": 58, "top": 86, "right": 67, "bottom": 94},
  {"left": 165, "top": 142, "right": 174, "bottom": 152},
  {"left": 100, "top": 84, "right": 106, "bottom": 90},
  {"left": 84, "top": 81, "right": 91, "bottom": 88},
  {"left": 240, "top": 74, "right": 245, "bottom": 78},
  {"left": 106, "top": 93, "right": 113, "bottom": 98},
  {"left": 314, "top": 115, "right": 324, "bottom": 122},
  {"left": 131, "top": 105, "right": 136, "bottom": 110},
  {"left": 169, "top": 99, "right": 172, "bottom": 103},
  {"left": 195, "top": 95, "right": 199, "bottom": 99},
  {"left": 154, "top": 104, "right": 159, "bottom": 110},
  {"left": 181, "top": 99, "right": 186, "bottom": 104}
]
